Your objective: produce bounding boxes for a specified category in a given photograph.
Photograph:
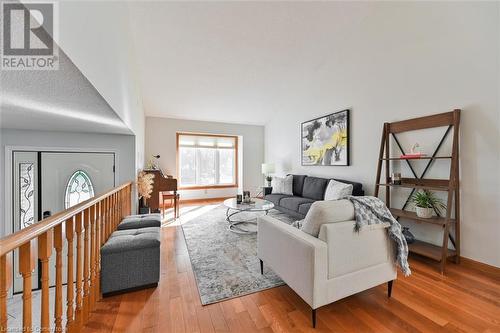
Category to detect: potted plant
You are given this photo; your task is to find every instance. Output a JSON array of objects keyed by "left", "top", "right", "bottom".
[
  {"left": 410, "top": 190, "right": 446, "bottom": 218},
  {"left": 137, "top": 170, "right": 155, "bottom": 214},
  {"left": 265, "top": 175, "right": 273, "bottom": 187}
]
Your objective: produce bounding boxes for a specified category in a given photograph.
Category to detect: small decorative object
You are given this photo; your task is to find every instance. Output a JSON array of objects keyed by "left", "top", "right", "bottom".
[
  {"left": 243, "top": 191, "right": 251, "bottom": 203},
  {"left": 410, "top": 190, "right": 446, "bottom": 218},
  {"left": 402, "top": 227, "right": 415, "bottom": 244},
  {"left": 391, "top": 172, "right": 401, "bottom": 185},
  {"left": 137, "top": 170, "right": 155, "bottom": 213},
  {"left": 400, "top": 143, "right": 427, "bottom": 159},
  {"left": 147, "top": 155, "right": 161, "bottom": 170},
  {"left": 410, "top": 143, "right": 421, "bottom": 154},
  {"left": 261, "top": 163, "right": 275, "bottom": 186},
  {"left": 236, "top": 194, "right": 242, "bottom": 204},
  {"left": 302, "top": 109, "right": 349, "bottom": 166}
]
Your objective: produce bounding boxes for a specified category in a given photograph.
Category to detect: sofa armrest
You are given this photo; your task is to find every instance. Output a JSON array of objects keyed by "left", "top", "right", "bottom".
[
  {"left": 257, "top": 215, "right": 327, "bottom": 308},
  {"left": 319, "top": 221, "right": 396, "bottom": 279}
]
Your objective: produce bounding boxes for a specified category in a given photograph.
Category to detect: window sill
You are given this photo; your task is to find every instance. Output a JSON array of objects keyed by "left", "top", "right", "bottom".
[{"left": 179, "top": 184, "right": 238, "bottom": 190}]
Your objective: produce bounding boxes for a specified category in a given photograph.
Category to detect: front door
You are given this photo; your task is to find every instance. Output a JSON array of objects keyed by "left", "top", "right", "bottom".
[{"left": 11, "top": 151, "right": 115, "bottom": 292}]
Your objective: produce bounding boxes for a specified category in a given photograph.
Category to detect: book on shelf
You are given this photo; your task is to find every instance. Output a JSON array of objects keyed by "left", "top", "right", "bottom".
[{"left": 400, "top": 153, "right": 427, "bottom": 159}]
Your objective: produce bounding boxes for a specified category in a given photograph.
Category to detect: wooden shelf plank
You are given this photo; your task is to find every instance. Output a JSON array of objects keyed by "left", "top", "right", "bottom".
[
  {"left": 376, "top": 183, "right": 450, "bottom": 191},
  {"left": 408, "top": 240, "right": 456, "bottom": 261},
  {"left": 380, "top": 156, "right": 452, "bottom": 161},
  {"left": 390, "top": 208, "right": 454, "bottom": 226}
]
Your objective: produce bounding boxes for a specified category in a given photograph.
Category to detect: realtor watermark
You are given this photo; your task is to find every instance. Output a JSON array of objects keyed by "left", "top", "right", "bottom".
[{"left": 1, "top": 0, "right": 59, "bottom": 70}]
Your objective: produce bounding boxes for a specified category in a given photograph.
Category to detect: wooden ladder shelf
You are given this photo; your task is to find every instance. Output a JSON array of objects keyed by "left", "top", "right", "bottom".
[{"left": 375, "top": 110, "right": 461, "bottom": 274}]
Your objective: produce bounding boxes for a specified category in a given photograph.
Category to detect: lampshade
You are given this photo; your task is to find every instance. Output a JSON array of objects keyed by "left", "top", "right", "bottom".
[{"left": 261, "top": 163, "right": 275, "bottom": 174}]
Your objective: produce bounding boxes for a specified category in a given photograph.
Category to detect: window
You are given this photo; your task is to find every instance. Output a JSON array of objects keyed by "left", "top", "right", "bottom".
[
  {"left": 177, "top": 133, "right": 238, "bottom": 188},
  {"left": 65, "top": 170, "right": 95, "bottom": 209}
]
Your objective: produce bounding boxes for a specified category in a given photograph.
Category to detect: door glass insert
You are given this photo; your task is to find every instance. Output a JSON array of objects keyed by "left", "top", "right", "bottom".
[
  {"left": 65, "top": 170, "right": 95, "bottom": 209},
  {"left": 19, "top": 163, "right": 35, "bottom": 229}
]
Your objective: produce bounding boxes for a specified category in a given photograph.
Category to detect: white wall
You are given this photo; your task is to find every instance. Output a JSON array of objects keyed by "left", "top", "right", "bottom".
[
  {"left": 145, "top": 117, "right": 264, "bottom": 200},
  {"left": 265, "top": 3, "right": 500, "bottom": 267},
  {"left": 56, "top": 1, "right": 146, "bottom": 171},
  {"left": 0, "top": 129, "right": 136, "bottom": 237}
]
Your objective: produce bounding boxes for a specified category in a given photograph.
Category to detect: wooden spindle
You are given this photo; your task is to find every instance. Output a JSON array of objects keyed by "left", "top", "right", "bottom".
[
  {"left": 83, "top": 208, "right": 90, "bottom": 321},
  {"left": 115, "top": 193, "right": 119, "bottom": 224},
  {"left": 19, "top": 242, "right": 34, "bottom": 332},
  {"left": 115, "top": 192, "right": 122, "bottom": 223},
  {"left": 53, "top": 224, "right": 63, "bottom": 331},
  {"left": 104, "top": 197, "right": 109, "bottom": 240},
  {"left": 119, "top": 190, "right": 123, "bottom": 220},
  {"left": 96, "top": 201, "right": 102, "bottom": 302},
  {"left": 111, "top": 195, "right": 114, "bottom": 232},
  {"left": 0, "top": 254, "right": 10, "bottom": 331},
  {"left": 108, "top": 196, "right": 112, "bottom": 238},
  {"left": 89, "top": 205, "right": 96, "bottom": 310},
  {"left": 114, "top": 193, "right": 118, "bottom": 228},
  {"left": 99, "top": 199, "right": 104, "bottom": 245},
  {"left": 75, "top": 213, "right": 83, "bottom": 326},
  {"left": 66, "top": 217, "right": 75, "bottom": 331},
  {"left": 108, "top": 196, "right": 112, "bottom": 237},
  {"left": 38, "top": 230, "right": 53, "bottom": 331},
  {"left": 130, "top": 184, "right": 133, "bottom": 214}
]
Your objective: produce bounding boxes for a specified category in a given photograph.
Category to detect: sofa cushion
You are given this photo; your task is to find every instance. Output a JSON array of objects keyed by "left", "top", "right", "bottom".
[
  {"left": 302, "top": 177, "right": 329, "bottom": 200},
  {"left": 103, "top": 227, "right": 160, "bottom": 254},
  {"left": 279, "top": 197, "right": 315, "bottom": 212},
  {"left": 300, "top": 200, "right": 355, "bottom": 237},
  {"left": 324, "top": 179, "right": 353, "bottom": 200},
  {"left": 264, "top": 194, "right": 292, "bottom": 206},
  {"left": 298, "top": 202, "right": 313, "bottom": 216},
  {"left": 291, "top": 175, "right": 307, "bottom": 196},
  {"left": 333, "top": 178, "right": 364, "bottom": 196},
  {"left": 117, "top": 213, "right": 161, "bottom": 230},
  {"left": 271, "top": 175, "right": 293, "bottom": 195}
]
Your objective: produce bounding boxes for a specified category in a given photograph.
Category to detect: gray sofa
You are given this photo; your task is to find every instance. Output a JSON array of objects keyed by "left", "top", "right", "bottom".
[
  {"left": 101, "top": 214, "right": 161, "bottom": 295},
  {"left": 264, "top": 175, "right": 364, "bottom": 219}
]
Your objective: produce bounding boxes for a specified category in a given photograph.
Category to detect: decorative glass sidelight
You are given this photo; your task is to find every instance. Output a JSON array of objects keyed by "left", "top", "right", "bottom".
[
  {"left": 65, "top": 170, "right": 95, "bottom": 209},
  {"left": 19, "top": 163, "right": 35, "bottom": 229}
]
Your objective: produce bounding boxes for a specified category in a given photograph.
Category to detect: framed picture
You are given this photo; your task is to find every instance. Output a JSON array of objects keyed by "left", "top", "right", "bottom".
[{"left": 301, "top": 109, "right": 350, "bottom": 166}]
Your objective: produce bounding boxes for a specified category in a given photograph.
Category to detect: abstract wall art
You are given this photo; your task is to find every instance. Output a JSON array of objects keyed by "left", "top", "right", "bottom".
[{"left": 301, "top": 109, "right": 350, "bottom": 166}]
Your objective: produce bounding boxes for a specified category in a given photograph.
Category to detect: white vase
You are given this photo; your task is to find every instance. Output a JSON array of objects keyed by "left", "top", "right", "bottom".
[{"left": 416, "top": 206, "right": 433, "bottom": 218}]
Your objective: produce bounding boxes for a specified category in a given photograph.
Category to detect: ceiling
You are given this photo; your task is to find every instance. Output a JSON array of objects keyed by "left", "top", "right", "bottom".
[
  {"left": 0, "top": 48, "right": 132, "bottom": 134},
  {"left": 127, "top": 1, "right": 373, "bottom": 125}
]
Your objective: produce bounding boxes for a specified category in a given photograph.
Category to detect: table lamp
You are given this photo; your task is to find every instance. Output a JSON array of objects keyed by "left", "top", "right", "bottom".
[{"left": 261, "top": 163, "right": 275, "bottom": 186}]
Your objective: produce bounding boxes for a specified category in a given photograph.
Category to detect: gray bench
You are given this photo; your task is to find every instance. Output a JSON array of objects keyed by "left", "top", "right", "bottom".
[
  {"left": 116, "top": 213, "right": 162, "bottom": 230},
  {"left": 101, "top": 227, "right": 160, "bottom": 295}
]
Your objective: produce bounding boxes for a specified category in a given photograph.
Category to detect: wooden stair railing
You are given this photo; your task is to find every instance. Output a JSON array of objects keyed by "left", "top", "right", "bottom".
[{"left": 0, "top": 182, "right": 133, "bottom": 332}]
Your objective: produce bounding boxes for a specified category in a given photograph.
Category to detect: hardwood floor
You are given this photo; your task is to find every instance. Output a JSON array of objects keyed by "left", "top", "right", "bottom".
[{"left": 82, "top": 201, "right": 500, "bottom": 333}]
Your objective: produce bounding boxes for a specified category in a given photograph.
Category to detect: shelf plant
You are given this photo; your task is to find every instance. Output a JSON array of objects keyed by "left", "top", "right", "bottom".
[{"left": 410, "top": 190, "right": 446, "bottom": 218}]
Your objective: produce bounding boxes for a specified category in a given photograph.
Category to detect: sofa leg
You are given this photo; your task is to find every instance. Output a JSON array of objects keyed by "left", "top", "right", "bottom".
[
  {"left": 260, "top": 259, "right": 263, "bottom": 275},
  {"left": 312, "top": 308, "right": 316, "bottom": 328},
  {"left": 388, "top": 280, "right": 393, "bottom": 298}
]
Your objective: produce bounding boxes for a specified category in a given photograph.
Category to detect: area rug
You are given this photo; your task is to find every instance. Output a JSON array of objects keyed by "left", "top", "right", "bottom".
[{"left": 181, "top": 205, "right": 297, "bottom": 305}]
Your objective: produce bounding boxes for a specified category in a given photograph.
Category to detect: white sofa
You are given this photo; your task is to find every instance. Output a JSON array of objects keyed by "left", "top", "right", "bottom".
[{"left": 257, "top": 200, "right": 397, "bottom": 328}]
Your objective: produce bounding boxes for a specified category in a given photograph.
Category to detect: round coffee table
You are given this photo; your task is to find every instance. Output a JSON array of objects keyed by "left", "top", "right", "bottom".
[{"left": 223, "top": 198, "right": 275, "bottom": 234}]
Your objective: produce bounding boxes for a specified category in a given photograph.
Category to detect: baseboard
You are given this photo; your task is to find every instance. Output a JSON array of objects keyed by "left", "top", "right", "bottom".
[{"left": 460, "top": 256, "right": 500, "bottom": 274}]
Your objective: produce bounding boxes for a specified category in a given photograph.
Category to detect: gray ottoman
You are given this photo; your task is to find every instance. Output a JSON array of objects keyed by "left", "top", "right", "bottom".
[
  {"left": 101, "top": 227, "right": 160, "bottom": 295},
  {"left": 117, "top": 213, "right": 162, "bottom": 230}
]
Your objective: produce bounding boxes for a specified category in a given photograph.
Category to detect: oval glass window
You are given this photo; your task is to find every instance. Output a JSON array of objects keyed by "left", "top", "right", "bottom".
[{"left": 65, "top": 170, "right": 95, "bottom": 209}]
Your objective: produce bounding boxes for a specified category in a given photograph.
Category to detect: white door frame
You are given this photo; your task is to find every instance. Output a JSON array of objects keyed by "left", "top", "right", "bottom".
[{"left": 4, "top": 145, "right": 119, "bottom": 239}]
